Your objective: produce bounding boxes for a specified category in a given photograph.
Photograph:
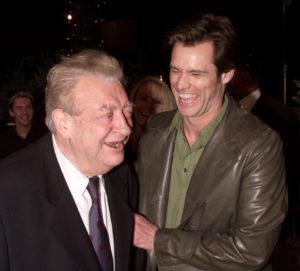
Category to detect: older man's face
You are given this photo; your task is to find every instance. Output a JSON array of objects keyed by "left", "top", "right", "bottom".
[{"left": 62, "top": 74, "right": 132, "bottom": 176}]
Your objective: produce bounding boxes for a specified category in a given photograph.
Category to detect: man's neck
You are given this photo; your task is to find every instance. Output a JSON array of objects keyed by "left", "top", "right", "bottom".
[
  {"left": 181, "top": 94, "right": 227, "bottom": 147},
  {"left": 182, "top": 107, "right": 221, "bottom": 147},
  {"left": 54, "top": 134, "right": 109, "bottom": 177},
  {"left": 15, "top": 124, "right": 31, "bottom": 139}
]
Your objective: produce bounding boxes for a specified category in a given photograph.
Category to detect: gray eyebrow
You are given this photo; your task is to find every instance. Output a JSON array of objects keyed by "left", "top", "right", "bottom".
[
  {"left": 99, "top": 104, "right": 114, "bottom": 111},
  {"left": 99, "top": 103, "right": 133, "bottom": 112}
]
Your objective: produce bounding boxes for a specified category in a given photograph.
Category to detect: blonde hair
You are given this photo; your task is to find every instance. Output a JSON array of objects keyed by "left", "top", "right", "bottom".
[
  {"left": 45, "top": 49, "right": 124, "bottom": 132},
  {"left": 130, "top": 76, "right": 176, "bottom": 112}
]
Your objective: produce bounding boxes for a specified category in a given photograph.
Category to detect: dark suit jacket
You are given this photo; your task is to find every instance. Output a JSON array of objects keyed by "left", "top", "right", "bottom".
[
  {"left": 252, "top": 94, "right": 300, "bottom": 207},
  {"left": 0, "top": 120, "right": 48, "bottom": 159},
  {"left": 0, "top": 133, "right": 138, "bottom": 271}
]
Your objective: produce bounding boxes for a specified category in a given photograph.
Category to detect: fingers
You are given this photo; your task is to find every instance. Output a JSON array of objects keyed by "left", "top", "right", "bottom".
[{"left": 133, "top": 213, "right": 158, "bottom": 250}]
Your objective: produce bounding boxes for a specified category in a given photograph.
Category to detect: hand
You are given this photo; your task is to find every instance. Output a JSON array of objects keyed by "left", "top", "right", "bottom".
[{"left": 133, "top": 213, "right": 158, "bottom": 251}]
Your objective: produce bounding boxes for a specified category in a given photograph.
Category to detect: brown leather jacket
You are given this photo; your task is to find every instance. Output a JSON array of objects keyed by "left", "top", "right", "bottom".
[{"left": 137, "top": 96, "right": 287, "bottom": 271}]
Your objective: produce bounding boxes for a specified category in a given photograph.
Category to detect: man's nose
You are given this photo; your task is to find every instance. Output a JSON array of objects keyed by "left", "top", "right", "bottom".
[
  {"left": 176, "top": 74, "right": 190, "bottom": 90},
  {"left": 22, "top": 107, "right": 32, "bottom": 114},
  {"left": 116, "top": 113, "right": 131, "bottom": 136}
]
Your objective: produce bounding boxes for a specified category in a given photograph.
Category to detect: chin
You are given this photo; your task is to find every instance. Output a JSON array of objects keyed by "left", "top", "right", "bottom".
[
  {"left": 107, "top": 156, "right": 124, "bottom": 168},
  {"left": 178, "top": 108, "right": 195, "bottom": 117}
]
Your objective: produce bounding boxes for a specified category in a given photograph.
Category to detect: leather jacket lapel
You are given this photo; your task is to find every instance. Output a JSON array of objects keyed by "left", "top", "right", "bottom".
[
  {"left": 181, "top": 132, "right": 236, "bottom": 224},
  {"left": 180, "top": 99, "right": 239, "bottom": 225},
  {"left": 147, "top": 129, "right": 177, "bottom": 228}
]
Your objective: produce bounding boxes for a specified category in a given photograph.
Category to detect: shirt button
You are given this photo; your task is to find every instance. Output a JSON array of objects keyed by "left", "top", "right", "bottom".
[{"left": 184, "top": 168, "right": 187, "bottom": 172}]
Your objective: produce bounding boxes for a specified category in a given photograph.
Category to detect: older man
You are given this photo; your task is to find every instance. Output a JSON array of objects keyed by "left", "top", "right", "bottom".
[{"left": 0, "top": 49, "right": 137, "bottom": 271}]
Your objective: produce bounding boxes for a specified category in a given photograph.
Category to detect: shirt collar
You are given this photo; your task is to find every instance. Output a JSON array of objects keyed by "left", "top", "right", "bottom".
[
  {"left": 52, "top": 135, "right": 92, "bottom": 197},
  {"left": 170, "top": 95, "right": 228, "bottom": 149}
]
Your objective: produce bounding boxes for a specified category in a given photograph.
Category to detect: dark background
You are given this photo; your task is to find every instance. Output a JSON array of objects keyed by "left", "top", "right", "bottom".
[{"left": 0, "top": 0, "right": 299, "bottom": 120}]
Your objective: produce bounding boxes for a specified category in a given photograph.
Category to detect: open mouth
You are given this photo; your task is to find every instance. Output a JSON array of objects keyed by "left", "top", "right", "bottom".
[
  {"left": 105, "top": 140, "right": 126, "bottom": 150},
  {"left": 178, "top": 93, "right": 197, "bottom": 104}
]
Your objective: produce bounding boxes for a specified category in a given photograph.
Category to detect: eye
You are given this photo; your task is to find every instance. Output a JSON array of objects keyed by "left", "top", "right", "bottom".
[
  {"left": 191, "top": 70, "right": 206, "bottom": 77},
  {"left": 103, "top": 112, "right": 113, "bottom": 121},
  {"left": 137, "top": 95, "right": 148, "bottom": 102},
  {"left": 153, "top": 99, "right": 162, "bottom": 105},
  {"left": 170, "top": 67, "right": 179, "bottom": 74}
]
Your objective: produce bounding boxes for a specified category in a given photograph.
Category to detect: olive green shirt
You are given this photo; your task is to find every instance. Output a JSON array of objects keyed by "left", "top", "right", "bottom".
[{"left": 165, "top": 97, "right": 228, "bottom": 228}]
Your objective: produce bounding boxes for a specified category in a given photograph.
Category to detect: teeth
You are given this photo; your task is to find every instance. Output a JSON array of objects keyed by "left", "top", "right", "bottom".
[
  {"left": 106, "top": 142, "right": 124, "bottom": 149},
  {"left": 178, "top": 93, "right": 196, "bottom": 99},
  {"left": 178, "top": 93, "right": 197, "bottom": 102},
  {"left": 113, "top": 143, "right": 120, "bottom": 148}
]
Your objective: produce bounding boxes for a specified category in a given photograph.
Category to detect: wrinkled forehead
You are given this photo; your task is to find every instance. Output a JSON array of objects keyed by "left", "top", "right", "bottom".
[{"left": 72, "top": 75, "right": 130, "bottom": 112}]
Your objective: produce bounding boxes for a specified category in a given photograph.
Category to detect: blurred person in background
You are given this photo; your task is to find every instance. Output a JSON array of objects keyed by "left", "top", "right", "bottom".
[
  {"left": 128, "top": 76, "right": 176, "bottom": 159},
  {"left": 228, "top": 53, "right": 300, "bottom": 242},
  {"left": 0, "top": 91, "right": 47, "bottom": 159}
]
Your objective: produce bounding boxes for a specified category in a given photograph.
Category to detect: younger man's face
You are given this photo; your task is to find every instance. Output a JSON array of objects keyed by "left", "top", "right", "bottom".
[{"left": 9, "top": 97, "right": 33, "bottom": 127}]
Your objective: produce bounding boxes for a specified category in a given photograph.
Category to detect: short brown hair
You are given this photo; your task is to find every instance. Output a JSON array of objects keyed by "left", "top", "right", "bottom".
[
  {"left": 9, "top": 92, "right": 34, "bottom": 110},
  {"left": 168, "top": 13, "right": 239, "bottom": 75}
]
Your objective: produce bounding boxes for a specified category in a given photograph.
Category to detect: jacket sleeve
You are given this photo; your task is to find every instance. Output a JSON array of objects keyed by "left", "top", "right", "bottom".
[
  {"left": 126, "top": 165, "right": 139, "bottom": 212},
  {"left": 154, "top": 132, "right": 288, "bottom": 270}
]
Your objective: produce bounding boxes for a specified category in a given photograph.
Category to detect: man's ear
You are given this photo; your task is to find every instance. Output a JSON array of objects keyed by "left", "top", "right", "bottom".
[
  {"left": 52, "top": 109, "right": 73, "bottom": 138},
  {"left": 221, "top": 69, "right": 235, "bottom": 84}
]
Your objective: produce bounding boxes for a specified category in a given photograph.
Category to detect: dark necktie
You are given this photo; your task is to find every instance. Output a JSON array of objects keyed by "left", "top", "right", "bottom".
[{"left": 87, "top": 176, "right": 113, "bottom": 271}]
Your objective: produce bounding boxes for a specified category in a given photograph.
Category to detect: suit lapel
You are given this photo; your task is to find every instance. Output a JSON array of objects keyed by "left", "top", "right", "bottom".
[
  {"left": 40, "top": 134, "right": 101, "bottom": 271},
  {"left": 104, "top": 171, "right": 133, "bottom": 271}
]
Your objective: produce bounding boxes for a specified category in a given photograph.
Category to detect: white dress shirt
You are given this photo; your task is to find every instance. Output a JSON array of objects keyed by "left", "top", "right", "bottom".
[{"left": 52, "top": 135, "right": 115, "bottom": 270}]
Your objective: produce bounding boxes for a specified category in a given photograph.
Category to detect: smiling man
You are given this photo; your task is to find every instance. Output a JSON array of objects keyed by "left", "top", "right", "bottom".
[
  {"left": 0, "top": 92, "right": 47, "bottom": 159},
  {"left": 0, "top": 49, "right": 138, "bottom": 271},
  {"left": 134, "top": 13, "right": 287, "bottom": 271}
]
